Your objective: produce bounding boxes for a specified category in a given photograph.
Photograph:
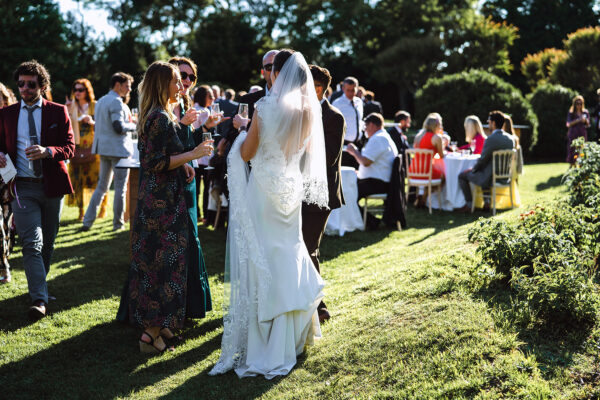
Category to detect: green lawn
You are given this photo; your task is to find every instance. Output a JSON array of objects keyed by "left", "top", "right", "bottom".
[{"left": 2, "top": 163, "right": 598, "bottom": 399}]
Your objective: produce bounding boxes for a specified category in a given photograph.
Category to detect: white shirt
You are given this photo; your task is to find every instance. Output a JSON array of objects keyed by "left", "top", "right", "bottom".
[
  {"left": 332, "top": 95, "right": 363, "bottom": 142},
  {"left": 16, "top": 97, "right": 43, "bottom": 178},
  {"left": 357, "top": 129, "right": 398, "bottom": 182}
]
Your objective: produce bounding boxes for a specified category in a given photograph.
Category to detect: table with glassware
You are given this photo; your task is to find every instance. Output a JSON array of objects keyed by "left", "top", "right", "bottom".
[
  {"left": 429, "top": 152, "right": 480, "bottom": 211},
  {"left": 325, "top": 166, "right": 364, "bottom": 236}
]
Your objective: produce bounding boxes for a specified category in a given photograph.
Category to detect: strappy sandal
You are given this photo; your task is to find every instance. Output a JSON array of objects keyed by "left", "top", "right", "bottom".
[
  {"left": 139, "top": 331, "right": 174, "bottom": 354},
  {"left": 160, "top": 328, "right": 182, "bottom": 346}
]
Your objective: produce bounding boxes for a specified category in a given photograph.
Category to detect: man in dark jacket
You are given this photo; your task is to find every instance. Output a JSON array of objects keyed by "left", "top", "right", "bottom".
[{"left": 301, "top": 64, "right": 346, "bottom": 323}]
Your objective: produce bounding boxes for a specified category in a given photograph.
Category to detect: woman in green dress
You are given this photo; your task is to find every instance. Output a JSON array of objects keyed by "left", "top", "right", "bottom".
[{"left": 118, "top": 61, "right": 214, "bottom": 353}]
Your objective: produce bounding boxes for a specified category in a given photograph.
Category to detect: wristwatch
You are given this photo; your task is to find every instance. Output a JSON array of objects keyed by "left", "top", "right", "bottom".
[{"left": 239, "top": 125, "right": 247, "bottom": 132}]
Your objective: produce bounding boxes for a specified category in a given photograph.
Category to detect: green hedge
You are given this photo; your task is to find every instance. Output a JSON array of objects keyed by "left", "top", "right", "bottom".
[
  {"left": 528, "top": 84, "right": 579, "bottom": 160},
  {"left": 415, "top": 69, "right": 538, "bottom": 154}
]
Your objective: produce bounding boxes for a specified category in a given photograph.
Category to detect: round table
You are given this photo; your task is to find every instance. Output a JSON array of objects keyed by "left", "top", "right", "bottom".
[
  {"left": 429, "top": 153, "right": 479, "bottom": 211},
  {"left": 325, "top": 167, "right": 364, "bottom": 236}
]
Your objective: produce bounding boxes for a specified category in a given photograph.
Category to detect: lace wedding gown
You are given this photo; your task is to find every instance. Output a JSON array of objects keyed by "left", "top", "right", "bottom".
[{"left": 209, "top": 52, "right": 328, "bottom": 379}]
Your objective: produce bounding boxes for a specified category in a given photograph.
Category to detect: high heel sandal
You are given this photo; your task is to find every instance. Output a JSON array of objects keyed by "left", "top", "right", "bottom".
[
  {"left": 139, "top": 331, "right": 173, "bottom": 354},
  {"left": 160, "top": 328, "right": 182, "bottom": 346}
]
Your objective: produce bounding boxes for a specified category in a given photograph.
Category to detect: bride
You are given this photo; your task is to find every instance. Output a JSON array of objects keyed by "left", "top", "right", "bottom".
[{"left": 209, "top": 50, "right": 328, "bottom": 379}]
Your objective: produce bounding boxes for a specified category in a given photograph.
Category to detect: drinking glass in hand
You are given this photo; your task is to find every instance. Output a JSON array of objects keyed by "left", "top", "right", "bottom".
[
  {"left": 239, "top": 103, "right": 249, "bottom": 119},
  {"left": 203, "top": 132, "right": 215, "bottom": 170},
  {"left": 211, "top": 104, "right": 221, "bottom": 123}
]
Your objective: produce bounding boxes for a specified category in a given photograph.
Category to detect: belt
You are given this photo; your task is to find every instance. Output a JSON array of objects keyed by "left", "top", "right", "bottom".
[{"left": 16, "top": 177, "right": 43, "bottom": 183}]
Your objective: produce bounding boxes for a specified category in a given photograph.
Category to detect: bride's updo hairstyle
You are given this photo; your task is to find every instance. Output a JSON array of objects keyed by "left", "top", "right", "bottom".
[
  {"left": 137, "top": 61, "right": 179, "bottom": 138},
  {"left": 273, "top": 49, "right": 307, "bottom": 89}
]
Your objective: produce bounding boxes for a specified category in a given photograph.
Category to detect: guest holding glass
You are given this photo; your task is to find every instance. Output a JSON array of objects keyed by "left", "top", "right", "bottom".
[
  {"left": 459, "top": 115, "right": 486, "bottom": 155},
  {"left": 65, "top": 79, "right": 108, "bottom": 221},
  {"left": 118, "top": 61, "right": 214, "bottom": 352},
  {"left": 410, "top": 113, "right": 446, "bottom": 207},
  {"left": 566, "top": 95, "right": 590, "bottom": 164}
]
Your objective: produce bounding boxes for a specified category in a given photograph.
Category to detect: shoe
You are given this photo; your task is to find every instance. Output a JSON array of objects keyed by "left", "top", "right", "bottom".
[
  {"left": 28, "top": 300, "right": 47, "bottom": 320},
  {"left": 0, "top": 269, "right": 10, "bottom": 284},
  {"left": 78, "top": 226, "right": 90, "bottom": 232},
  {"left": 139, "top": 331, "right": 174, "bottom": 354},
  {"left": 318, "top": 308, "right": 331, "bottom": 324},
  {"left": 160, "top": 328, "right": 182, "bottom": 346}
]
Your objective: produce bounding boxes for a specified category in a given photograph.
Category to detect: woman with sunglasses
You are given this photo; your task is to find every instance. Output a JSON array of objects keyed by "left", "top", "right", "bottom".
[
  {"left": 66, "top": 79, "right": 108, "bottom": 221},
  {"left": 566, "top": 95, "right": 590, "bottom": 164}
]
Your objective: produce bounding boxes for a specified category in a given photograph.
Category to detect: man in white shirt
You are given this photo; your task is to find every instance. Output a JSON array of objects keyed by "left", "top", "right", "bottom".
[
  {"left": 347, "top": 113, "right": 398, "bottom": 228},
  {"left": 332, "top": 76, "right": 363, "bottom": 168}
]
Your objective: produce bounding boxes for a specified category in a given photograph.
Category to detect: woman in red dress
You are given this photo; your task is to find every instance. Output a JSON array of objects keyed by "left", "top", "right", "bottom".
[{"left": 410, "top": 113, "right": 445, "bottom": 206}]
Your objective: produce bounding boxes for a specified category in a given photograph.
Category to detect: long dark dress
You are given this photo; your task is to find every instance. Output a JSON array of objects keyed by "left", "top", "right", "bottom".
[
  {"left": 117, "top": 109, "right": 211, "bottom": 329},
  {"left": 566, "top": 111, "right": 589, "bottom": 163}
]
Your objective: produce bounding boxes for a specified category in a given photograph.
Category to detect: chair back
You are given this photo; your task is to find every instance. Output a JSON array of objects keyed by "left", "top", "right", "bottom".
[
  {"left": 406, "top": 148, "right": 434, "bottom": 180},
  {"left": 492, "top": 149, "right": 516, "bottom": 184}
]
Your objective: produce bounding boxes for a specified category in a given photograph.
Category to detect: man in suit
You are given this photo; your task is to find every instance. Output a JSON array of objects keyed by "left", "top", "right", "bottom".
[
  {"left": 329, "top": 80, "right": 344, "bottom": 103},
  {"left": 387, "top": 110, "right": 411, "bottom": 155},
  {"left": 216, "top": 89, "right": 238, "bottom": 138},
  {"left": 301, "top": 64, "right": 345, "bottom": 323},
  {"left": 363, "top": 91, "right": 383, "bottom": 117},
  {"left": 81, "top": 72, "right": 135, "bottom": 232},
  {"left": 457, "top": 110, "right": 515, "bottom": 211},
  {"left": 0, "top": 60, "right": 75, "bottom": 319},
  {"left": 332, "top": 76, "right": 364, "bottom": 169}
]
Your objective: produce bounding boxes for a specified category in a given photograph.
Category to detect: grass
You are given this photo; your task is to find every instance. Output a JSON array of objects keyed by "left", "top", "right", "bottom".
[{"left": 2, "top": 162, "right": 598, "bottom": 399}]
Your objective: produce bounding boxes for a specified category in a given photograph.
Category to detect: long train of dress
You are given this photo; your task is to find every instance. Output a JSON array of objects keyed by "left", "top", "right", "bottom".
[{"left": 209, "top": 131, "right": 324, "bottom": 379}]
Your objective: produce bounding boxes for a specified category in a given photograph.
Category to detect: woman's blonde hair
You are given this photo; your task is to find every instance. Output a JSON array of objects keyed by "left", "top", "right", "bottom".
[
  {"left": 464, "top": 115, "right": 486, "bottom": 142},
  {"left": 569, "top": 95, "right": 587, "bottom": 113},
  {"left": 422, "top": 112, "right": 442, "bottom": 134},
  {"left": 137, "top": 61, "right": 179, "bottom": 137},
  {"left": 0, "top": 82, "right": 17, "bottom": 107}
]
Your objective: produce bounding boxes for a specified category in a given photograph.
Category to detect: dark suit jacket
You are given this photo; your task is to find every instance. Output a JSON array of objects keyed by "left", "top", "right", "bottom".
[
  {"left": 466, "top": 129, "right": 515, "bottom": 188},
  {"left": 363, "top": 101, "right": 383, "bottom": 117},
  {"left": 304, "top": 99, "right": 346, "bottom": 212},
  {"left": 216, "top": 98, "right": 238, "bottom": 138},
  {"left": 386, "top": 126, "right": 410, "bottom": 155},
  {"left": 0, "top": 98, "right": 75, "bottom": 196},
  {"left": 224, "top": 89, "right": 266, "bottom": 141}
]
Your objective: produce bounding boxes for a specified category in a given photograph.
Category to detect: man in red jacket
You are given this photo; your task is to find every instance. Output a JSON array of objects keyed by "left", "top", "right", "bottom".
[{"left": 0, "top": 60, "right": 75, "bottom": 320}]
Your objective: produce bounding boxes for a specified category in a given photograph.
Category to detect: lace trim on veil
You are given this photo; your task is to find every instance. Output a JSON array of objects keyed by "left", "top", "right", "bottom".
[{"left": 208, "top": 132, "right": 272, "bottom": 375}]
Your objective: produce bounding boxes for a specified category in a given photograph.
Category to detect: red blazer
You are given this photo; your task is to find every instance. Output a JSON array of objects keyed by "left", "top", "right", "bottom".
[{"left": 0, "top": 98, "right": 75, "bottom": 196}]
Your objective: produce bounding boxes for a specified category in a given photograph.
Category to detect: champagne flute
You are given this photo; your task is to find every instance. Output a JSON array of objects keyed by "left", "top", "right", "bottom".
[
  {"left": 239, "top": 103, "right": 249, "bottom": 119},
  {"left": 203, "top": 131, "right": 215, "bottom": 170},
  {"left": 24, "top": 138, "right": 33, "bottom": 170}
]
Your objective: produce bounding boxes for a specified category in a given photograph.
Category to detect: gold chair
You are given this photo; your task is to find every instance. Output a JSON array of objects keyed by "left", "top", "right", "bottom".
[
  {"left": 405, "top": 148, "right": 443, "bottom": 214},
  {"left": 470, "top": 149, "right": 516, "bottom": 216}
]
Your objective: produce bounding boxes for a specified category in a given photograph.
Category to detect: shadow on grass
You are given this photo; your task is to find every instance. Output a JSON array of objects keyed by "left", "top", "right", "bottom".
[
  {"left": 1, "top": 219, "right": 230, "bottom": 333},
  {"left": 0, "top": 316, "right": 275, "bottom": 400},
  {"left": 473, "top": 285, "right": 592, "bottom": 379},
  {"left": 535, "top": 174, "right": 564, "bottom": 191}
]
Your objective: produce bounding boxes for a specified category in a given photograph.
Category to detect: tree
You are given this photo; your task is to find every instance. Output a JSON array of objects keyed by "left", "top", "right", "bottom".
[
  {"left": 520, "top": 48, "right": 567, "bottom": 90},
  {"left": 482, "top": 0, "right": 600, "bottom": 90},
  {"left": 549, "top": 26, "right": 600, "bottom": 103},
  {"left": 0, "top": 0, "right": 80, "bottom": 100}
]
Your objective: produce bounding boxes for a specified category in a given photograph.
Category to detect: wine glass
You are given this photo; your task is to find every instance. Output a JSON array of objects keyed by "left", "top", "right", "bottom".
[
  {"left": 24, "top": 138, "right": 33, "bottom": 170},
  {"left": 450, "top": 141, "right": 458, "bottom": 152},
  {"left": 203, "top": 131, "right": 215, "bottom": 170},
  {"left": 239, "top": 103, "right": 249, "bottom": 119},
  {"left": 211, "top": 104, "right": 221, "bottom": 123}
]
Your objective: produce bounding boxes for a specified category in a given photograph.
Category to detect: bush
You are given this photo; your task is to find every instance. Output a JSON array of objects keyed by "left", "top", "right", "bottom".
[
  {"left": 564, "top": 138, "right": 600, "bottom": 208},
  {"left": 528, "top": 84, "right": 579, "bottom": 160},
  {"left": 521, "top": 48, "right": 567, "bottom": 90},
  {"left": 415, "top": 70, "right": 538, "bottom": 154},
  {"left": 468, "top": 200, "right": 600, "bottom": 328}
]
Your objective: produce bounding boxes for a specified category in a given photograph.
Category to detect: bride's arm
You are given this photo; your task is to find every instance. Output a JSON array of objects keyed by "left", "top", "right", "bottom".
[{"left": 241, "top": 110, "right": 260, "bottom": 162}]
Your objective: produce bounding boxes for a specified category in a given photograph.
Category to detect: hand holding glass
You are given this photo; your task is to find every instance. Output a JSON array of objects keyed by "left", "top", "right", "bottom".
[
  {"left": 203, "top": 132, "right": 215, "bottom": 170},
  {"left": 239, "top": 103, "right": 249, "bottom": 119}
]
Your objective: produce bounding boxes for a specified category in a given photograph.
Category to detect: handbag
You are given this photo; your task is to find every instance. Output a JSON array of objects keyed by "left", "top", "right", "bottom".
[{"left": 71, "top": 147, "right": 96, "bottom": 165}]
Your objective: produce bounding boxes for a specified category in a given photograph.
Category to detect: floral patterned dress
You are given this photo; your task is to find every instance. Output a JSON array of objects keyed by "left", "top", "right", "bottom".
[
  {"left": 66, "top": 101, "right": 106, "bottom": 210},
  {"left": 121, "top": 109, "right": 211, "bottom": 329}
]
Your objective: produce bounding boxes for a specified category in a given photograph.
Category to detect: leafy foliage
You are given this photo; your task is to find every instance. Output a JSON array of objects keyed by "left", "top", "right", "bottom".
[
  {"left": 521, "top": 48, "right": 567, "bottom": 90},
  {"left": 564, "top": 138, "right": 600, "bottom": 208},
  {"left": 528, "top": 83, "right": 579, "bottom": 159},
  {"left": 415, "top": 70, "right": 538, "bottom": 152}
]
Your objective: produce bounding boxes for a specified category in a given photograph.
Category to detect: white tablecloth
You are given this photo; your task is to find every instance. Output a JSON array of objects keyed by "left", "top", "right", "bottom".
[
  {"left": 430, "top": 153, "right": 479, "bottom": 211},
  {"left": 325, "top": 167, "right": 364, "bottom": 236}
]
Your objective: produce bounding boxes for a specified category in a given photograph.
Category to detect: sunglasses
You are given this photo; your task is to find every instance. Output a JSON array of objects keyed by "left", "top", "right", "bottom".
[
  {"left": 74, "top": 88, "right": 86, "bottom": 93},
  {"left": 263, "top": 63, "right": 273, "bottom": 72},
  {"left": 17, "top": 80, "right": 38, "bottom": 89},
  {"left": 180, "top": 72, "right": 196, "bottom": 82}
]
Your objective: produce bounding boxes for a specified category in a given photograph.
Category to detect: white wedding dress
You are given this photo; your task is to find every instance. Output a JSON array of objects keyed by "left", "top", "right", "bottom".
[{"left": 209, "top": 52, "right": 329, "bottom": 379}]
